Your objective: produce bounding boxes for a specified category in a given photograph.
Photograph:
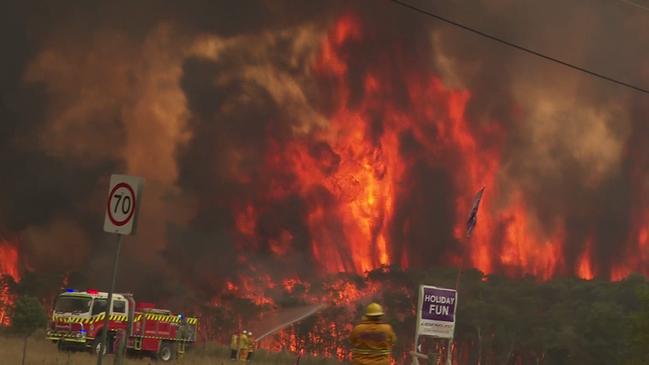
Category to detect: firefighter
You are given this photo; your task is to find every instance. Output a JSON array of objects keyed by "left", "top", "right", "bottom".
[
  {"left": 177, "top": 314, "right": 190, "bottom": 340},
  {"left": 239, "top": 330, "right": 250, "bottom": 362},
  {"left": 350, "top": 303, "right": 396, "bottom": 365},
  {"left": 230, "top": 331, "right": 240, "bottom": 360},
  {"left": 246, "top": 332, "right": 256, "bottom": 362}
]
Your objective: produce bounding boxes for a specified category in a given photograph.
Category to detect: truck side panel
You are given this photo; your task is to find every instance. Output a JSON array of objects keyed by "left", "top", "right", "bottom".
[
  {"left": 143, "top": 316, "right": 159, "bottom": 337},
  {"left": 142, "top": 337, "right": 161, "bottom": 352},
  {"left": 158, "top": 321, "right": 171, "bottom": 337}
]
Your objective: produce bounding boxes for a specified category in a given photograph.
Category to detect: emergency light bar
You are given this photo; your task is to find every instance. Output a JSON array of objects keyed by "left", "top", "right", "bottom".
[
  {"left": 86, "top": 289, "right": 99, "bottom": 294},
  {"left": 65, "top": 288, "right": 76, "bottom": 292}
]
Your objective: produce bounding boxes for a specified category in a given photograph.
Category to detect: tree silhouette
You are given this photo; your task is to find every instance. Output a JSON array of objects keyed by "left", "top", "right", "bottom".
[{"left": 11, "top": 295, "right": 48, "bottom": 365}]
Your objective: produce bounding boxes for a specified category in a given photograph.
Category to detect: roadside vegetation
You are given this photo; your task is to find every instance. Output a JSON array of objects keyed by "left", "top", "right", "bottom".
[{"left": 5, "top": 267, "right": 649, "bottom": 364}]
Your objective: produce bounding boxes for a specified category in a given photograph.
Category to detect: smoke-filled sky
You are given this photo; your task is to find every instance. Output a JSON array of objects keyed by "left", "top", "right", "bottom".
[{"left": 1, "top": 0, "right": 648, "bottom": 301}]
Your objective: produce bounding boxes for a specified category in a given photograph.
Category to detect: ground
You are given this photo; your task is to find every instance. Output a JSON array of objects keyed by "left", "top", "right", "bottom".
[{"left": 0, "top": 334, "right": 342, "bottom": 365}]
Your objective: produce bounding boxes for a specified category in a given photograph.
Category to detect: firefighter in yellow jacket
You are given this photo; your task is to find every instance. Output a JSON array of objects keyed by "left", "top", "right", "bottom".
[
  {"left": 230, "top": 332, "right": 239, "bottom": 360},
  {"left": 350, "top": 303, "right": 397, "bottom": 365},
  {"left": 246, "top": 332, "right": 256, "bottom": 362},
  {"left": 238, "top": 330, "right": 250, "bottom": 362}
]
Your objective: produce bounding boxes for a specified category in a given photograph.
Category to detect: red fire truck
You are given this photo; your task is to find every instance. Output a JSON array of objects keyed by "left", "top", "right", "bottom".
[{"left": 46, "top": 289, "right": 198, "bottom": 362}]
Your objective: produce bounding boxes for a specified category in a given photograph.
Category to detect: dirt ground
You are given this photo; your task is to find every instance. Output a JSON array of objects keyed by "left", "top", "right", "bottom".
[{"left": 0, "top": 334, "right": 341, "bottom": 365}]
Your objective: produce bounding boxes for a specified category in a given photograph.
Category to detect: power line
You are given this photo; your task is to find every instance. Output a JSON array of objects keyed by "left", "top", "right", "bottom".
[
  {"left": 389, "top": 0, "right": 649, "bottom": 95},
  {"left": 616, "top": 0, "right": 649, "bottom": 12}
]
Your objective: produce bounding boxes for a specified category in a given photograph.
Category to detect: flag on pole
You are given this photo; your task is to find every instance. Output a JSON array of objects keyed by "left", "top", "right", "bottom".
[{"left": 466, "top": 187, "right": 485, "bottom": 238}]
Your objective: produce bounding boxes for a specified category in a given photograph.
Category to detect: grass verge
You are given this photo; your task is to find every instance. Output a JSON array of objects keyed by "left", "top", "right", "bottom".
[{"left": 0, "top": 333, "right": 343, "bottom": 365}]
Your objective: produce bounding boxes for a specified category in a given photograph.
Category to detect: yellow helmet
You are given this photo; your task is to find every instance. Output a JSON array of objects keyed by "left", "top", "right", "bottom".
[{"left": 365, "top": 302, "right": 384, "bottom": 317}]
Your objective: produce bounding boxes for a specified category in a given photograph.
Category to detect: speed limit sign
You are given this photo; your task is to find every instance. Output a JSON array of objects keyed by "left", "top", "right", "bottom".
[{"left": 103, "top": 174, "right": 144, "bottom": 235}]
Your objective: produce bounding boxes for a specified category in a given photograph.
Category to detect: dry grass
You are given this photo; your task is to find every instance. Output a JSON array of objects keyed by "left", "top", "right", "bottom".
[{"left": 0, "top": 334, "right": 343, "bottom": 365}]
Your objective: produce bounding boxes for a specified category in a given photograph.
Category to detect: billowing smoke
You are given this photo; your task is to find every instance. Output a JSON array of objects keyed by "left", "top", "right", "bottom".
[{"left": 2, "top": 0, "right": 649, "bottom": 305}]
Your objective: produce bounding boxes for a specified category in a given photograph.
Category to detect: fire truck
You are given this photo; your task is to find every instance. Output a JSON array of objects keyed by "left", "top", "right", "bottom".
[{"left": 46, "top": 289, "right": 198, "bottom": 362}]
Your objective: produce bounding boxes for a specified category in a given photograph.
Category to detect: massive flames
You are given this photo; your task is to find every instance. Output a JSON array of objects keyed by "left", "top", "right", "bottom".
[
  {"left": 216, "top": 15, "right": 649, "bottom": 359},
  {"left": 190, "top": 15, "right": 649, "bottom": 359},
  {"left": 229, "top": 15, "right": 639, "bottom": 282}
]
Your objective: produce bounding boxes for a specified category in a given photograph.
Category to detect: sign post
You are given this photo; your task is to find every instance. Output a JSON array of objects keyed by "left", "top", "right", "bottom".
[
  {"left": 415, "top": 285, "right": 458, "bottom": 365},
  {"left": 97, "top": 174, "right": 143, "bottom": 365}
]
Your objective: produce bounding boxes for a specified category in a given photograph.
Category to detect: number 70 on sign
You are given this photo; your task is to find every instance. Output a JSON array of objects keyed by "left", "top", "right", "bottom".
[{"left": 103, "top": 174, "right": 144, "bottom": 235}]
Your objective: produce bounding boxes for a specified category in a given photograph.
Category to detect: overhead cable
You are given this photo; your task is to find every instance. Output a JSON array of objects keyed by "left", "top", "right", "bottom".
[{"left": 389, "top": 0, "right": 649, "bottom": 95}]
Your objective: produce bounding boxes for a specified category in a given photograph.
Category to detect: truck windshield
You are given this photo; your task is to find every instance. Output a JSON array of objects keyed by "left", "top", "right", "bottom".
[{"left": 54, "top": 296, "right": 92, "bottom": 314}]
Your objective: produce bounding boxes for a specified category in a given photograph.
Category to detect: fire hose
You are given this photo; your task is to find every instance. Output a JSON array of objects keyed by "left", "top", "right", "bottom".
[{"left": 253, "top": 304, "right": 326, "bottom": 342}]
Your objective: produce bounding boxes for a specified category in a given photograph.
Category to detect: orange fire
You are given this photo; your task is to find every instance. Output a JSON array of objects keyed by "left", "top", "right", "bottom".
[
  {"left": 282, "top": 15, "right": 550, "bottom": 279},
  {"left": 282, "top": 278, "right": 305, "bottom": 294},
  {"left": 223, "top": 14, "right": 645, "bottom": 282},
  {"left": 613, "top": 209, "right": 649, "bottom": 281},
  {"left": 222, "top": 274, "right": 276, "bottom": 307},
  {"left": 236, "top": 204, "right": 258, "bottom": 239},
  {"left": 0, "top": 243, "right": 19, "bottom": 282},
  {"left": 320, "top": 278, "right": 380, "bottom": 306},
  {"left": 0, "top": 241, "right": 20, "bottom": 326},
  {"left": 494, "top": 193, "right": 565, "bottom": 280},
  {"left": 576, "top": 238, "right": 594, "bottom": 280},
  {"left": 266, "top": 313, "right": 353, "bottom": 360}
]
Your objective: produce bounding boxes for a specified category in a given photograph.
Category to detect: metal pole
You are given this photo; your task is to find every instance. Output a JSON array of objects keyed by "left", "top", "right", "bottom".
[
  {"left": 97, "top": 234, "right": 123, "bottom": 365},
  {"left": 412, "top": 334, "right": 419, "bottom": 365},
  {"left": 413, "top": 285, "right": 421, "bottom": 365},
  {"left": 447, "top": 254, "right": 464, "bottom": 365}
]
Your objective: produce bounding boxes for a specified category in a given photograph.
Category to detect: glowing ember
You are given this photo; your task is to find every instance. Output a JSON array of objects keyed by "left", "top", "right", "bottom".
[{"left": 282, "top": 278, "right": 304, "bottom": 293}]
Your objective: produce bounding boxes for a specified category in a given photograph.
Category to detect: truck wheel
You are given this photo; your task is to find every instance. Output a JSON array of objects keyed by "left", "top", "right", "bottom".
[
  {"left": 157, "top": 342, "right": 175, "bottom": 362},
  {"left": 92, "top": 339, "right": 107, "bottom": 356}
]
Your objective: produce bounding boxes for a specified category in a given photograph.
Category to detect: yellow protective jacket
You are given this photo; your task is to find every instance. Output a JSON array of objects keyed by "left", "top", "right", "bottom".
[
  {"left": 238, "top": 334, "right": 249, "bottom": 350},
  {"left": 350, "top": 319, "right": 396, "bottom": 365},
  {"left": 231, "top": 334, "right": 239, "bottom": 350}
]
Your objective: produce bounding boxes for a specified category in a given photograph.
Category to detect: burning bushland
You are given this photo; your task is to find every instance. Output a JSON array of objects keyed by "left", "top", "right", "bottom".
[{"left": 152, "top": 267, "right": 649, "bottom": 365}]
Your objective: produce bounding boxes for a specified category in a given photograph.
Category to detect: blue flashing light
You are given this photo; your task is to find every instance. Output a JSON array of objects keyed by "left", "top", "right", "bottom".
[{"left": 65, "top": 288, "right": 76, "bottom": 293}]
